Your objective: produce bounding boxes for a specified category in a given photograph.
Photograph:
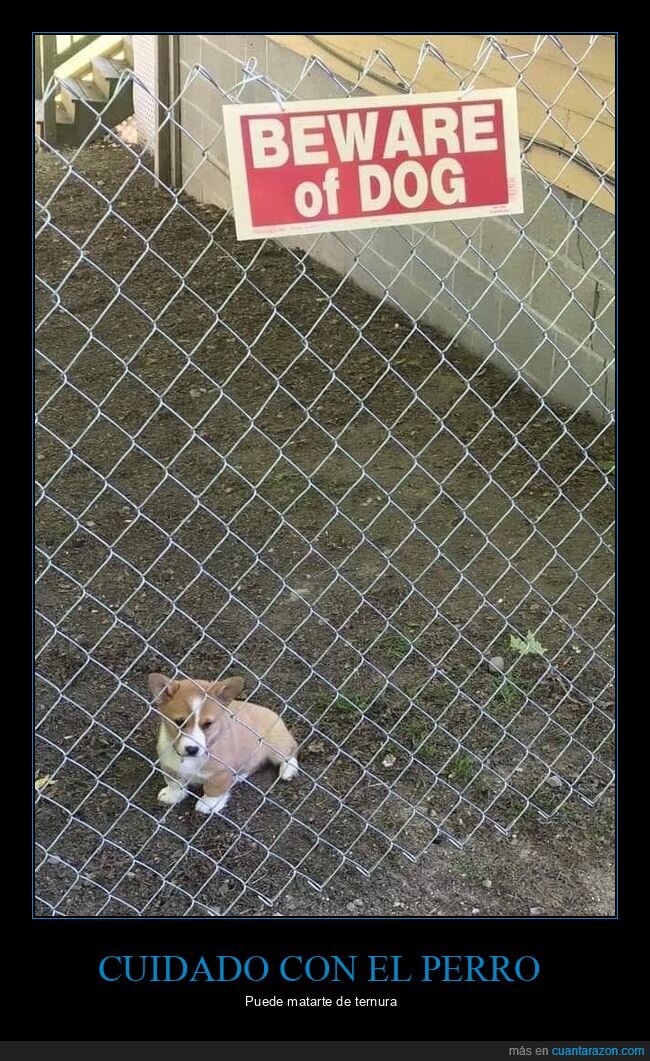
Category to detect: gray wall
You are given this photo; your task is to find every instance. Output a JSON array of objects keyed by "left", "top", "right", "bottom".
[{"left": 175, "top": 34, "right": 614, "bottom": 422}]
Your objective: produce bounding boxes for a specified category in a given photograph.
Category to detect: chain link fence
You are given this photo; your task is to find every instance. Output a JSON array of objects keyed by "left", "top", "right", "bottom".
[{"left": 35, "top": 34, "right": 615, "bottom": 917}]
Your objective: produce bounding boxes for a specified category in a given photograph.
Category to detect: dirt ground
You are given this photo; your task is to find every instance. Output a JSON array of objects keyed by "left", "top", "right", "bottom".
[{"left": 34, "top": 141, "right": 615, "bottom": 917}]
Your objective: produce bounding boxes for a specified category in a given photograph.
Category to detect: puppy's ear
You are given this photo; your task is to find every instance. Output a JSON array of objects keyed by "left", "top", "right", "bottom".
[
  {"left": 207, "top": 675, "right": 245, "bottom": 706},
  {"left": 148, "top": 672, "right": 179, "bottom": 703}
]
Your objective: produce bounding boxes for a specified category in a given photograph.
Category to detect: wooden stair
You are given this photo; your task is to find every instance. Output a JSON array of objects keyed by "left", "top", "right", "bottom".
[{"left": 35, "top": 36, "right": 134, "bottom": 149}]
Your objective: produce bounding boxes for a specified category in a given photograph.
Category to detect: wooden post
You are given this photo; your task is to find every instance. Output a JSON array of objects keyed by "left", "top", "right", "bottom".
[
  {"left": 169, "top": 34, "right": 182, "bottom": 189},
  {"left": 34, "top": 34, "right": 42, "bottom": 100},
  {"left": 40, "top": 34, "right": 57, "bottom": 147},
  {"left": 155, "top": 35, "right": 171, "bottom": 186}
]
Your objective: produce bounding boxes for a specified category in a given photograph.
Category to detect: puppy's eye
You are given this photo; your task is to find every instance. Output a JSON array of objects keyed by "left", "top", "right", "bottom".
[{"left": 200, "top": 720, "right": 212, "bottom": 730}]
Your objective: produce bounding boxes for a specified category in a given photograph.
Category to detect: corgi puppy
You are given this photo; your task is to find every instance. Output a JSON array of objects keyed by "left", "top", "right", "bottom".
[{"left": 148, "top": 673, "right": 298, "bottom": 814}]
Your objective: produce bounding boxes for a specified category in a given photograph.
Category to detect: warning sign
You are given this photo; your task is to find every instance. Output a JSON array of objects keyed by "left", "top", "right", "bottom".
[{"left": 223, "top": 88, "right": 523, "bottom": 240}]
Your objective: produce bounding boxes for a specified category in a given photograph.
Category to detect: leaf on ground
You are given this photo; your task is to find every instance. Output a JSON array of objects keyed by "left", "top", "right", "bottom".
[
  {"left": 35, "top": 775, "right": 56, "bottom": 791},
  {"left": 509, "top": 631, "right": 547, "bottom": 657}
]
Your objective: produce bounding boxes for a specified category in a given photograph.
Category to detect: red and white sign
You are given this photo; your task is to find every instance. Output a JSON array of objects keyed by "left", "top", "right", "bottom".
[{"left": 223, "top": 88, "right": 523, "bottom": 240}]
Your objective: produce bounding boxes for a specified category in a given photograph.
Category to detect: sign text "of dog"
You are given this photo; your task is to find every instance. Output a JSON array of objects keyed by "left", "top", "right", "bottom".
[{"left": 223, "top": 88, "right": 523, "bottom": 240}]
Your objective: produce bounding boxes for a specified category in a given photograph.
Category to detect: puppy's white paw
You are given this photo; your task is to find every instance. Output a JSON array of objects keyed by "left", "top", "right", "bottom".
[
  {"left": 278, "top": 756, "right": 298, "bottom": 781},
  {"left": 196, "top": 792, "right": 230, "bottom": 814},
  {"left": 157, "top": 784, "right": 187, "bottom": 806}
]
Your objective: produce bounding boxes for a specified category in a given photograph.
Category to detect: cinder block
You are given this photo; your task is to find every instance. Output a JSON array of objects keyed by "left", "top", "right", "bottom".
[
  {"left": 179, "top": 35, "right": 201, "bottom": 68},
  {"left": 387, "top": 273, "right": 444, "bottom": 323},
  {"left": 431, "top": 264, "right": 498, "bottom": 359},
  {"left": 410, "top": 232, "right": 454, "bottom": 283},
  {"left": 199, "top": 106, "right": 223, "bottom": 146},
  {"left": 203, "top": 121, "right": 228, "bottom": 170},
  {"left": 480, "top": 219, "right": 537, "bottom": 299},
  {"left": 497, "top": 307, "right": 549, "bottom": 372},
  {"left": 530, "top": 269, "right": 593, "bottom": 348},
  {"left": 227, "top": 37, "right": 271, "bottom": 103},
  {"left": 325, "top": 239, "right": 457, "bottom": 333},
  {"left": 411, "top": 242, "right": 456, "bottom": 293},
  {"left": 546, "top": 344, "right": 609, "bottom": 421},
  {"left": 597, "top": 291, "right": 615, "bottom": 338},
  {"left": 180, "top": 79, "right": 200, "bottom": 117},
  {"left": 593, "top": 297, "right": 615, "bottom": 352},
  {"left": 180, "top": 138, "right": 205, "bottom": 184},
  {"left": 418, "top": 285, "right": 474, "bottom": 347},
  {"left": 292, "top": 61, "right": 351, "bottom": 101},
  {"left": 522, "top": 184, "right": 573, "bottom": 254},
  {"left": 489, "top": 337, "right": 557, "bottom": 394},
  {"left": 604, "top": 361, "right": 615, "bottom": 415},
  {"left": 183, "top": 170, "right": 205, "bottom": 204},
  {"left": 449, "top": 259, "right": 502, "bottom": 345},
  {"left": 266, "top": 38, "right": 310, "bottom": 94},
  {"left": 432, "top": 218, "right": 485, "bottom": 260},
  {"left": 179, "top": 98, "right": 205, "bottom": 148},
  {"left": 298, "top": 233, "right": 356, "bottom": 280},
  {"left": 202, "top": 35, "right": 248, "bottom": 61},
  {"left": 244, "top": 35, "right": 268, "bottom": 69},
  {"left": 542, "top": 321, "right": 586, "bottom": 362},
  {"left": 181, "top": 138, "right": 233, "bottom": 210},
  {"left": 355, "top": 244, "right": 407, "bottom": 294},
  {"left": 530, "top": 262, "right": 598, "bottom": 343},
  {"left": 553, "top": 250, "right": 611, "bottom": 303},
  {"left": 197, "top": 41, "right": 239, "bottom": 105},
  {"left": 184, "top": 66, "right": 222, "bottom": 120},
  {"left": 402, "top": 262, "right": 445, "bottom": 316},
  {"left": 567, "top": 204, "right": 615, "bottom": 287},
  {"left": 366, "top": 227, "right": 419, "bottom": 273},
  {"left": 462, "top": 323, "right": 497, "bottom": 359},
  {"left": 199, "top": 164, "right": 233, "bottom": 211},
  {"left": 552, "top": 186, "right": 585, "bottom": 223},
  {"left": 451, "top": 243, "right": 489, "bottom": 280},
  {"left": 520, "top": 167, "right": 547, "bottom": 215},
  {"left": 231, "top": 79, "right": 263, "bottom": 105},
  {"left": 182, "top": 147, "right": 232, "bottom": 211},
  {"left": 495, "top": 285, "right": 522, "bottom": 333}
]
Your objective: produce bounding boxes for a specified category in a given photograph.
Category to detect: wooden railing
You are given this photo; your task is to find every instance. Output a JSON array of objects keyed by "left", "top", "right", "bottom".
[
  {"left": 34, "top": 34, "right": 101, "bottom": 145},
  {"left": 34, "top": 34, "right": 100, "bottom": 97},
  {"left": 53, "top": 34, "right": 100, "bottom": 65}
]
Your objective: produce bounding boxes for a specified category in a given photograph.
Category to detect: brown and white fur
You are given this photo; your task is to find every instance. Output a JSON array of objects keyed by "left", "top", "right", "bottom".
[{"left": 148, "top": 673, "right": 298, "bottom": 815}]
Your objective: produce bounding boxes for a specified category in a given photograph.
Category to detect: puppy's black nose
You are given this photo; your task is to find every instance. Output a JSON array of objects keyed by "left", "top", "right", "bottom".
[{"left": 185, "top": 746, "right": 199, "bottom": 757}]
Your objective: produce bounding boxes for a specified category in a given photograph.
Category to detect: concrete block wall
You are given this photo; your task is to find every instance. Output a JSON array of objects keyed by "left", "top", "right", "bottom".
[{"left": 174, "top": 34, "right": 614, "bottom": 423}]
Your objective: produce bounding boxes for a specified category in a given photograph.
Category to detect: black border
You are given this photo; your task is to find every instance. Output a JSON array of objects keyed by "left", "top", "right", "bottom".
[{"left": 21, "top": 29, "right": 642, "bottom": 1042}]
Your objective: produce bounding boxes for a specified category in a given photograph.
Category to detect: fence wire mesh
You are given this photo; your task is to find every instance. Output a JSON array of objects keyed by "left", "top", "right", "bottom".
[{"left": 35, "top": 34, "right": 615, "bottom": 917}]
